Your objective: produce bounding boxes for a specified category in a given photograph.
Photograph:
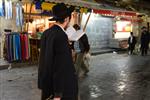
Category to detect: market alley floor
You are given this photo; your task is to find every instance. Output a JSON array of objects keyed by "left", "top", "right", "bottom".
[{"left": 1, "top": 53, "right": 150, "bottom": 100}]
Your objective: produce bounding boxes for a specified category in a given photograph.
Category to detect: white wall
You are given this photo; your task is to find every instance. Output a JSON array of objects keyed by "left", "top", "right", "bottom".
[{"left": 81, "top": 13, "right": 113, "bottom": 49}]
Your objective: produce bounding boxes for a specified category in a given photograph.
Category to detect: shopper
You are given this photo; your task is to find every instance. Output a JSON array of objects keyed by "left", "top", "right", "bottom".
[
  {"left": 38, "top": 3, "right": 78, "bottom": 100},
  {"left": 140, "top": 26, "right": 150, "bottom": 56},
  {"left": 128, "top": 32, "right": 136, "bottom": 55},
  {"left": 73, "top": 24, "right": 90, "bottom": 78}
]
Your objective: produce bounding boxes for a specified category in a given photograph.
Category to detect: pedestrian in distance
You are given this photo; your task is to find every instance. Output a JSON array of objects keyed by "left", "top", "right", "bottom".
[
  {"left": 140, "top": 26, "right": 150, "bottom": 56},
  {"left": 38, "top": 3, "right": 78, "bottom": 100},
  {"left": 128, "top": 32, "right": 137, "bottom": 55}
]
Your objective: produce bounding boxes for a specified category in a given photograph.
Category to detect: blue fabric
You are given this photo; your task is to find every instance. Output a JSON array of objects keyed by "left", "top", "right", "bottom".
[
  {"left": 5, "top": 0, "right": 13, "bottom": 19},
  {"left": 0, "top": 0, "right": 4, "bottom": 16},
  {"left": 15, "top": 34, "right": 21, "bottom": 60},
  {"left": 16, "top": 3, "right": 23, "bottom": 26}
]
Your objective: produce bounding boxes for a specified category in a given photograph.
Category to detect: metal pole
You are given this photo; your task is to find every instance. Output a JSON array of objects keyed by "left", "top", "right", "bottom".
[
  {"left": 83, "top": 12, "right": 91, "bottom": 31},
  {"left": 27, "top": 3, "right": 33, "bottom": 32}
]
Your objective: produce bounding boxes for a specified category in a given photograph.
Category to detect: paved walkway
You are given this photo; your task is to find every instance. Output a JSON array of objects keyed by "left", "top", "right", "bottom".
[
  {"left": 0, "top": 48, "right": 115, "bottom": 70},
  {"left": 0, "top": 53, "right": 150, "bottom": 100}
]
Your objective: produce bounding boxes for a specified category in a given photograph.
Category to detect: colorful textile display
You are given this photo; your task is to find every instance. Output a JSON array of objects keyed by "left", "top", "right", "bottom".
[
  {"left": 16, "top": 2, "right": 23, "bottom": 26},
  {"left": 20, "top": 34, "right": 30, "bottom": 60},
  {"left": 4, "top": 33, "right": 30, "bottom": 62},
  {"left": 0, "top": 0, "right": 4, "bottom": 16},
  {"left": 5, "top": 0, "right": 13, "bottom": 19}
]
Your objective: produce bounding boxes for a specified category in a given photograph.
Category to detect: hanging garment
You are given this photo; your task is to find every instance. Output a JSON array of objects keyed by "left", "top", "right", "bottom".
[
  {"left": 8, "top": 34, "right": 13, "bottom": 61},
  {"left": 20, "top": 34, "right": 26, "bottom": 60},
  {"left": 5, "top": 0, "right": 13, "bottom": 19},
  {"left": 14, "top": 33, "right": 21, "bottom": 60},
  {"left": 12, "top": 34, "right": 17, "bottom": 61},
  {"left": 16, "top": 34, "right": 22, "bottom": 60},
  {"left": 5, "top": 34, "right": 9, "bottom": 60},
  {"left": 5, "top": 33, "right": 30, "bottom": 62},
  {"left": 35, "top": 1, "right": 42, "bottom": 9},
  {"left": 16, "top": 2, "right": 23, "bottom": 26},
  {"left": 24, "top": 34, "right": 29, "bottom": 60},
  {"left": 0, "top": 0, "right": 4, "bottom": 16}
]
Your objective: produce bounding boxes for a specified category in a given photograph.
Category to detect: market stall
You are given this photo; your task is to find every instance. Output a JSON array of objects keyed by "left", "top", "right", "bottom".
[
  {"left": 0, "top": 0, "right": 25, "bottom": 61},
  {"left": 26, "top": 0, "right": 140, "bottom": 50},
  {"left": 93, "top": 9, "right": 139, "bottom": 49}
]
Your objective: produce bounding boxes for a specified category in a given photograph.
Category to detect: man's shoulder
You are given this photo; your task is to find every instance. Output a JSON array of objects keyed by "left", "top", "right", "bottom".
[{"left": 44, "top": 25, "right": 63, "bottom": 33}]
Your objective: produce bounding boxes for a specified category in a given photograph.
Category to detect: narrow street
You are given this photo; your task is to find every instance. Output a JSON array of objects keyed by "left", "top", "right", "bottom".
[{"left": 0, "top": 53, "right": 150, "bottom": 100}]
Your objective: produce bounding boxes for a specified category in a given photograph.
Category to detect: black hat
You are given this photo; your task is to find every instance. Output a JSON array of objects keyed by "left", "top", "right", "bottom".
[{"left": 49, "top": 3, "right": 74, "bottom": 21}]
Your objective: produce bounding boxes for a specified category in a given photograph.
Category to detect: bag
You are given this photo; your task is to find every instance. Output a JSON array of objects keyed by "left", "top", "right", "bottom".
[{"left": 83, "top": 52, "right": 91, "bottom": 69}]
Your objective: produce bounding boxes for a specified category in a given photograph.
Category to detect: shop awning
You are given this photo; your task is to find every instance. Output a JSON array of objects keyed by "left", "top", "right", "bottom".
[
  {"left": 44, "top": 0, "right": 137, "bottom": 17},
  {"left": 93, "top": 9, "right": 137, "bottom": 17},
  {"left": 44, "top": 0, "right": 101, "bottom": 9}
]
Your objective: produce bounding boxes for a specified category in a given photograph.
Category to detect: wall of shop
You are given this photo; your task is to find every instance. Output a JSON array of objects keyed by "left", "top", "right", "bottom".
[{"left": 81, "top": 13, "right": 113, "bottom": 49}]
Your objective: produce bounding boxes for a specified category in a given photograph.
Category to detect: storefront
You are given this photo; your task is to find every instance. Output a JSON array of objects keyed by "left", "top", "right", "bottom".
[
  {"left": 0, "top": 0, "right": 141, "bottom": 61},
  {"left": 93, "top": 9, "right": 138, "bottom": 49}
]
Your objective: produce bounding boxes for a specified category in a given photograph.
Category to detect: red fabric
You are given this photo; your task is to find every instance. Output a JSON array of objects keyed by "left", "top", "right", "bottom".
[
  {"left": 20, "top": 34, "right": 26, "bottom": 60},
  {"left": 24, "top": 35, "right": 29, "bottom": 60}
]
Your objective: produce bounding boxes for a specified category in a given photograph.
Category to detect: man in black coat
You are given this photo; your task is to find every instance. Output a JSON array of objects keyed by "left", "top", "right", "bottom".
[
  {"left": 128, "top": 32, "right": 136, "bottom": 55},
  {"left": 38, "top": 3, "right": 78, "bottom": 100},
  {"left": 140, "top": 26, "right": 150, "bottom": 56}
]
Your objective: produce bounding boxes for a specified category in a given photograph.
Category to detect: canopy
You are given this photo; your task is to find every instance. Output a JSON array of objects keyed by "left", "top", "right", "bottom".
[
  {"left": 45, "top": 0, "right": 101, "bottom": 9},
  {"left": 44, "top": 0, "right": 137, "bottom": 16}
]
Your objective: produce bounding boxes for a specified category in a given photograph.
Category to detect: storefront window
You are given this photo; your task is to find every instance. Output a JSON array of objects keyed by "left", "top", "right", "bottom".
[{"left": 114, "top": 20, "right": 132, "bottom": 39}]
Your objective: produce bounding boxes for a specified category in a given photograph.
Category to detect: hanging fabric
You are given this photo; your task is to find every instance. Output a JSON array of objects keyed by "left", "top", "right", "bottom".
[
  {"left": 4, "top": 0, "right": 13, "bottom": 19},
  {"left": 16, "top": 2, "right": 23, "bottom": 26},
  {"left": 4, "top": 33, "right": 30, "bottom": 62},
  {"left": 0, "top": 0, "right": 4, "bottom": 16}
]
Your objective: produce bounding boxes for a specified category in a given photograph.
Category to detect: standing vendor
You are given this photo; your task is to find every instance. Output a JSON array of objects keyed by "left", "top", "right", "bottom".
[{"left": 36, "top": 28, "right": 43, "bottom": 38}]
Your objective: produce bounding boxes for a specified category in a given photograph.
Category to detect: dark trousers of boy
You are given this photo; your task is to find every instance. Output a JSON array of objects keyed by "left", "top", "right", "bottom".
[{"left": 128, "top": 44, "right": 135, "bottom": 54}]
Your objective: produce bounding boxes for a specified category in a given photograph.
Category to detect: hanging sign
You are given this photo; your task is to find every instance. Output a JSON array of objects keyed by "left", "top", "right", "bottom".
[
  {"left": 80, "top": 8, "right": 88, "bottom": 13},
  {"left": 41, "top": 2, "right": 55, "bottom": 11},
  {"left": 93, "top": 9, "right": 137, "bottom": 17}
]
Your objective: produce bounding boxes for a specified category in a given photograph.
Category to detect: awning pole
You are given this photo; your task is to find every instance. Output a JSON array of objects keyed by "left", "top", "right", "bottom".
[
  {"left": 83, "top": 12, "right": 91, "bottom": 31},
  {"left": 25, "top": 3, "right": 27, "bottom": 31},
  {"left": 27, "top": 3, "right": 33, "bottom": 32}
]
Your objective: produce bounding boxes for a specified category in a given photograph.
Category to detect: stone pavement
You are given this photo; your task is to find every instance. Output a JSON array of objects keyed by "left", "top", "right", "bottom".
[
  {"left": 0, "top": 53, "right": 150, "bottom": 100},
  {"left": 0, "top": 48, "right": 115, "bottom": 70}
]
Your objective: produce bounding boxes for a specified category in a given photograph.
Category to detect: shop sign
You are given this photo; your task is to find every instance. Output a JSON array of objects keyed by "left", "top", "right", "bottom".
[
  {"left": 93, "top": 9, "right": 137, "bottom": 17},
  {"left": 120, "top": 17, "right": 143, "bottom": 22},
  {"left": 115, "top": 21, "right": 132, "bottom": 32}
]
